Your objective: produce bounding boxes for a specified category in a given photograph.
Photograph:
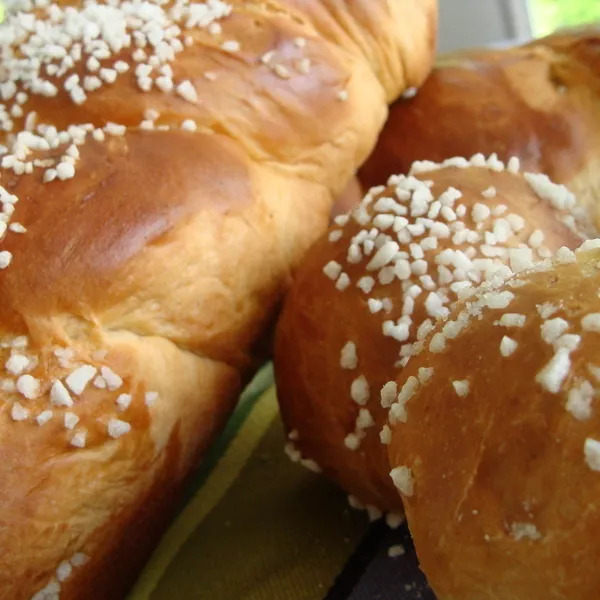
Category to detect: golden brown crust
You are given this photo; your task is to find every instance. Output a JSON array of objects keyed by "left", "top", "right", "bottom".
[
  {"left": 14, "top": 6, "right": 381, "bottom": 195},
  {"left": 0, "top": 331, "right": 240, "bottom": 600},
  {"left": 274, "top": 159, "right": 588, "bottom": 513},
  {"left": 1, "top": 129, "right": 333, "bottom": 367},
  {"left": 278, "top": 0, "right": 438, "bottom": 102},
  {"left": 13, "top": 0, "right": 438, "bottom": 197},
  {"left": 387, "top": 245, "right": 600, "bottom": 600},
  {"left": 331, "top": 177, "right": 363, "bottom": 218},
  {"left": 0, "top": 0, "right": 438, "bottom": 597},
  {"left": 358, "top": 28, "right": 600, "bottom": 224},
  {"left": 0, "top": 130, "right": 252, "bottom": 325}
]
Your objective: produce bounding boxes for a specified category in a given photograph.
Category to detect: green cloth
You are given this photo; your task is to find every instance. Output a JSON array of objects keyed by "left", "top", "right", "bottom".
[{"left": 129, "top": 366, "right": 369, "bottom": 600}]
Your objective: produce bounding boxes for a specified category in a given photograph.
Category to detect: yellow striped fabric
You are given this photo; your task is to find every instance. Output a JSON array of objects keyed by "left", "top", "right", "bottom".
[{"left": 130, "top": 383, "right": 369, "bottom": 600}]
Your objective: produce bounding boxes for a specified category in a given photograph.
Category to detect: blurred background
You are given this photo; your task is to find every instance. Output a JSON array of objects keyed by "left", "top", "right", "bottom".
[
  {"left": 439, "top": 0, "right": 600, "bottom": 52},
  {"left": 531, "top": 0, "right": 600, "bottom": 36}
]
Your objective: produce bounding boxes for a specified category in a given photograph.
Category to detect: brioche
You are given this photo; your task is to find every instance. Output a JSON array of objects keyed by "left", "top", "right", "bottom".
[
  {"left": 359, "top": 27, "right": 600, "bottom": 226},
  {"left": 332, "top": 177, "right": 363, "bottom": 218},
  {"left": 387, "top": 240, "right": 600, "bottom": 600},
  {"left": 274, "top": 155, "right": 591, "bottom": 513},
  {"left": 0, "top": 0, "right": 438, "bottom": 598}
]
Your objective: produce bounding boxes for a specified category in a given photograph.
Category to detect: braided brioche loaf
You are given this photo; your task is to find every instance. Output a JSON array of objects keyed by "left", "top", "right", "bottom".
[
  {"left": 274, "top": 155, "right": 592, "bottom": 513},
  {"left": 388, "top": 240, "right": 600, "bottom": 600},
  {"left": 358, "top": 27, "right": 600, "bottom": 226},
  {"left": 0, "top": 0, "right": 438, "bottom": 598}
]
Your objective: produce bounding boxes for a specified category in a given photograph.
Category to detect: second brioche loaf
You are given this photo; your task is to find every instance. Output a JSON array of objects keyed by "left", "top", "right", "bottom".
[{"left": 359, "top": 27, "right": 600, "bottom": 226}]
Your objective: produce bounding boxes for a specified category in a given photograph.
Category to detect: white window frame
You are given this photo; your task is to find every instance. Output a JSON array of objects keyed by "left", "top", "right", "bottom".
[{"left": 437, "top": 0, "right": 533, "bottom": 52}]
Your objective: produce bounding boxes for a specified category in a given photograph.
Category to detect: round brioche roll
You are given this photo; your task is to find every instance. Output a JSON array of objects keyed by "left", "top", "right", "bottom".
[
  {"left": 387, "top": 241, "right": 600, "bottom": 600},
  {"left": 358, "top": 27, "right": 600, "bottom": 226},
  {"left": 274, "top": 155, "right": 590, "bottom": 512}
]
